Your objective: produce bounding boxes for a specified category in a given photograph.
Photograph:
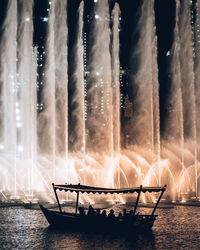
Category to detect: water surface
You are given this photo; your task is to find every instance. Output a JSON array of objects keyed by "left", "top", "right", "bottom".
[{"left": 0, "top": 206, "right": 200, "bottom": 249}]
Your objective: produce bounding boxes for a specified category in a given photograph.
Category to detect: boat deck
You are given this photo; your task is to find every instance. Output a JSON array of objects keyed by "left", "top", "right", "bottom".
[{"left": 40, "top": 205, "right": 157, "bottom": 232}]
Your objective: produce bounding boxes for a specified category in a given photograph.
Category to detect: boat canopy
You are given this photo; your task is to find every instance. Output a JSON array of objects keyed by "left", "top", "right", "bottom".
[{"left": 52, "top": 184, "right": 166, "bottom": 194}]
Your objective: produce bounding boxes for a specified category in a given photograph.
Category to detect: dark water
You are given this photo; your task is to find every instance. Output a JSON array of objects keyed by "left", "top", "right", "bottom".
[{"left": 0, "top": 206, "right": 200, "bottom": 250}]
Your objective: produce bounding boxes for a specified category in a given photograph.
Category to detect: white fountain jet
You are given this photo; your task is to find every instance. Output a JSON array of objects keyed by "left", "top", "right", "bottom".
[
  {"left": 17, "top": 0, "right": 37, "bottom": 195},
  {"left": 193, "top": 0, "right": 200, "bottom": 198},
  {"left": 0, "top": 0, "right": 18, "bottom": 194},
  {"left": 38, "top": 0, "right": 68, "bottom": 183},
  {"left": 129, "top": 0, "right": 160, "bottom": 164},
  {"left": 111, "top": 3, "right": 121, "bottom": 186},
  {"left": 86, "top": 0, "right": 112, "bottom": 154},
  {"left": 70, "top": 1, "right": 86, "bottom": 154}
]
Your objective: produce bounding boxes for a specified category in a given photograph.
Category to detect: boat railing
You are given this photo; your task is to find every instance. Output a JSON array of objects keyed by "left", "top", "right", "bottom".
[{"left": 52, "top": 183, "right": 167, "bottom": 216}]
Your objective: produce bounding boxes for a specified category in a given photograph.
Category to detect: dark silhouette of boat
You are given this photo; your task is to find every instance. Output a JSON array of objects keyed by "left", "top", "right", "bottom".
[{"left": 40, "top": 183, "right": 167, "bottom": 232}]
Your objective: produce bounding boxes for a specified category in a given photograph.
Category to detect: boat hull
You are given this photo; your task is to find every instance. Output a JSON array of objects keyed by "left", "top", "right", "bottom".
[{"left": 40, "top": 205, "right": 156, "bottom": 232}]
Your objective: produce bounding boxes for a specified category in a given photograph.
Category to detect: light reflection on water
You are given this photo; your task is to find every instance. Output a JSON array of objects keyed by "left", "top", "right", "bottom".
[{"left": 0, "top": 206, "right": 200, "bottom": 249}]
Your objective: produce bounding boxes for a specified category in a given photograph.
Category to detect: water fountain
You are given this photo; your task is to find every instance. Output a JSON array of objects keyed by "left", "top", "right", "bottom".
[
  {"left": 0, "top": 0, "right": 200, "bottom": 203},
  {"left": 111, "top": 3, "right": 121, "bottom": 186}
]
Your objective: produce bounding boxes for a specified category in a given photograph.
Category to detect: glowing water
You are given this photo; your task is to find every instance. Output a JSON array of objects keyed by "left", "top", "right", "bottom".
[
  {"left": 163, "top": 0, "right": 200, "bottom": 198},
  {"left": 0, "top": 0, "right": 18, "bottom": 195},
  {"left": 86, "top": 0, "right": 113, "bottom": 154},
  {"left": 111, "top": 3, "right": 121, "bottom": 185},
  {"left": 129, "top": 0, "right": 158, "bottom": 159},
  {"left": 38, "top": 0, "right": 68, "bottom": 183},
  {"left": 0, "top": 0, "right": 200, "bottom": 202},
  {"left": 70, "top": 2, "right": 85, "bottom": 153},
  {"left": 194, "top": 0, "right": 200, "bottom": 198}
]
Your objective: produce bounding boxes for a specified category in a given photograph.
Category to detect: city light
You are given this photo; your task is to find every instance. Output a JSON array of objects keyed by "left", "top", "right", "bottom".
[{"left": 42, "top": 17, "right": 48, "bottom": 22}]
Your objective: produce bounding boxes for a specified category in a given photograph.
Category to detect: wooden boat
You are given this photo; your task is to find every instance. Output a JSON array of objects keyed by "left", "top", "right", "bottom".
[{"left": 40, "top": 183, "right": 167, "bottom": 232}]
